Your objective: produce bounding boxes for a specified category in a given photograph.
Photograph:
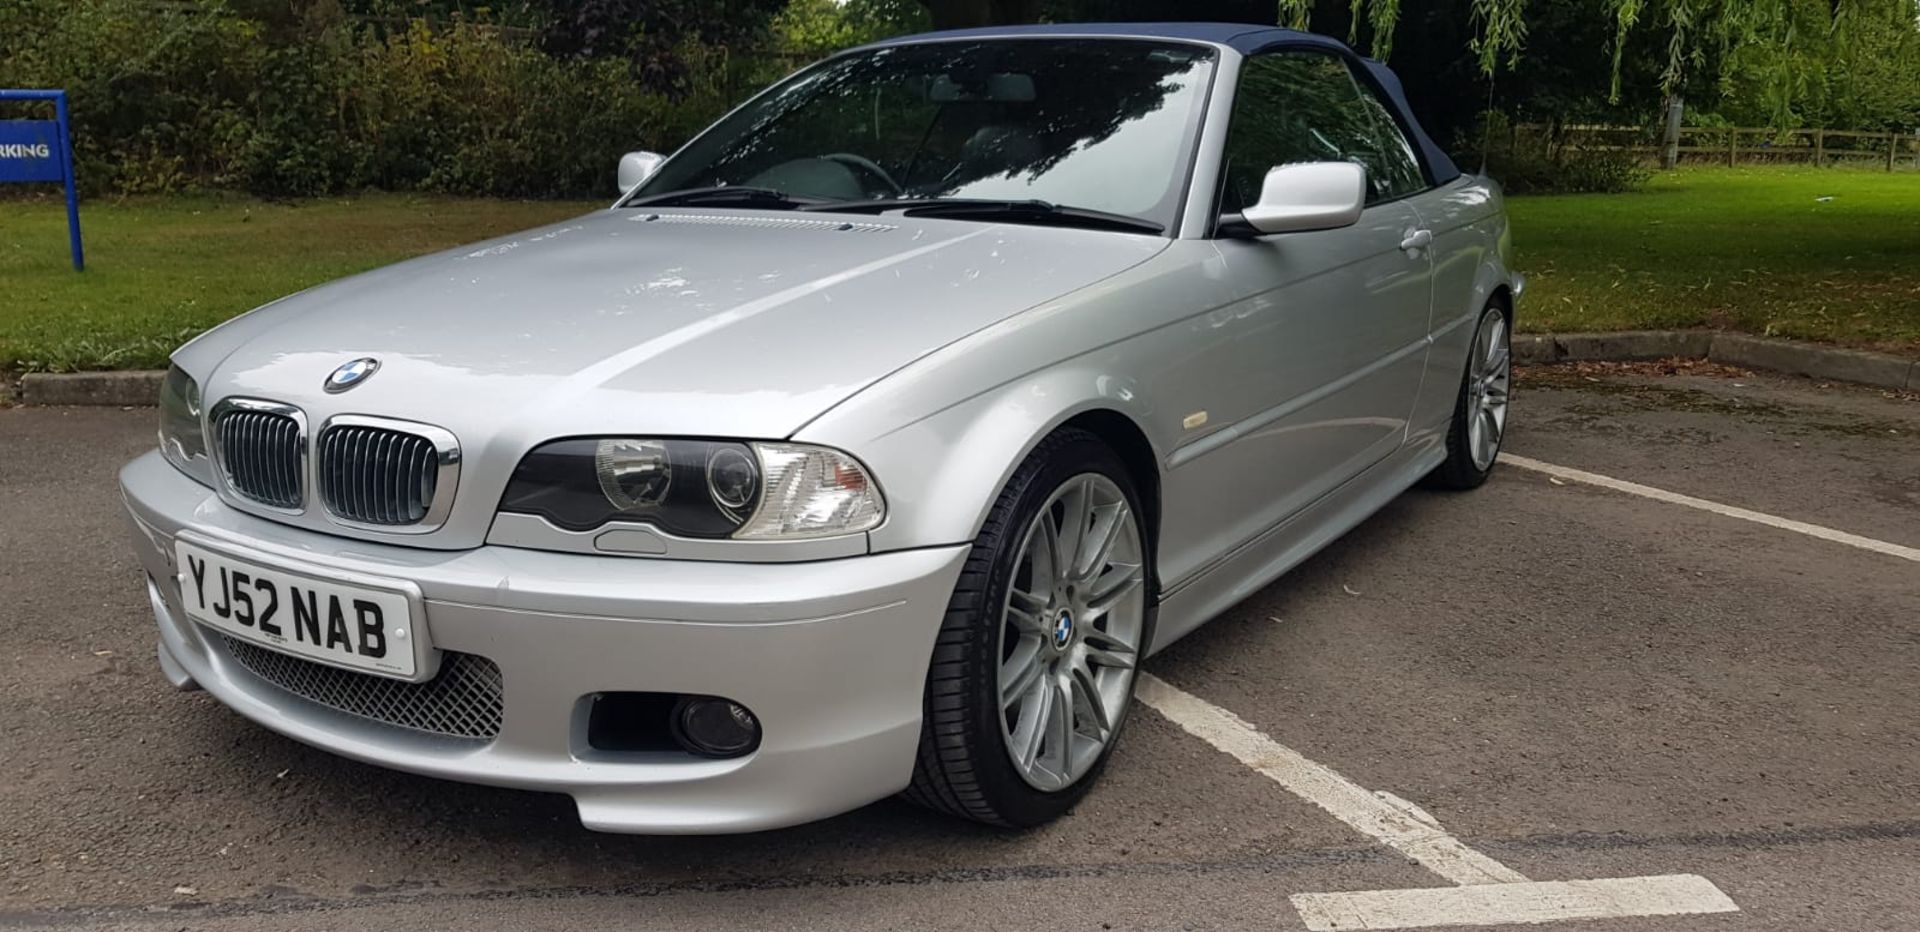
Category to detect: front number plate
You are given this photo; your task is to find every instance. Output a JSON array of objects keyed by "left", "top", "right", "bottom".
[{"left": 174, "top": 541, "right": 418, "bottom": 678}]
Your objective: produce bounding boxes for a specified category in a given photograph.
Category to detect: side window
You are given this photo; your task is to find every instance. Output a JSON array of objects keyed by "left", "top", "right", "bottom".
[
  {"left": 1344, "top": 63, "right": 1427, "bottom": 201},
  {"left": 1217, "top": 51, "right": 1428, "bottom": 214}
]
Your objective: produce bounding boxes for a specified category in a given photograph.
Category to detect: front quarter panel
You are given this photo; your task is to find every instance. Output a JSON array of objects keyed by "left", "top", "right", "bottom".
[
  {"left": 820, "top": 361, "right": 1157, "bottom": 556},
  {"left": 796, "top": 242, "right": 1228, "bottom": 555}
]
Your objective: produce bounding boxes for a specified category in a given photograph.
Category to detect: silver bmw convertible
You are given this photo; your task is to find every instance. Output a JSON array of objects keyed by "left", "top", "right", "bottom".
[{"left": 120, "top": 22, "right": 1517, "bottom": 833}]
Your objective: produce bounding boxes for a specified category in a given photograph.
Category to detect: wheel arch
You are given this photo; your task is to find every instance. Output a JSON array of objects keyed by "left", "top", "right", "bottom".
[
  {"left": 1460, "top": 257, "right": 1516, "bottom": 332},
  {"left": 1487, "top": 283, "right": 1514, "bottom": 320},
  {"left": 1058, "top": 408, "right": 1162, "bottom": 575}
]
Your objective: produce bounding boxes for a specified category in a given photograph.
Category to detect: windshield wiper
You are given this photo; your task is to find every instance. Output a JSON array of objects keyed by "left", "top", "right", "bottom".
[
  {"left": 623, "top": 186, "right": 820, "bottom": 210},
  {"left": 802, "top": 198, "right": 1164, "bottom": 235}
]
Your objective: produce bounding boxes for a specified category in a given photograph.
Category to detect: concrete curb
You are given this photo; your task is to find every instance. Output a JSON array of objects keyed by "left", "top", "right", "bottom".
[
  {"left": 6, "top": 331, "right": 1916, "bottom": 406},
  {"left": 1705, "top": 334, "right": 1916, "bottom": 389},
  {"left": 18, "top": 370, "right": 166, "bottom": 407},
  {"left": 1514, "top": 330, "right": 1918, "bottom": 391}
]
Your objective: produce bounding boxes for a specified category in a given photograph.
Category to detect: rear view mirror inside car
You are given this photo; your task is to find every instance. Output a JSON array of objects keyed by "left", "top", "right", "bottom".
[{"left": 929, "top": 72, "right": 1037, "bottom": 102}]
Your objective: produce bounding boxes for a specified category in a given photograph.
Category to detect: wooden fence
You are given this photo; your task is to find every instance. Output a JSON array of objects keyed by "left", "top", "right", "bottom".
[{"left": 1515, "top": 123, "right": 1920, "bottom": 171}]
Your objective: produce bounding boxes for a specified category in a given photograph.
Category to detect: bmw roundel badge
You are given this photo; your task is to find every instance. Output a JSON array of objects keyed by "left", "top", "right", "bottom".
[{"left": 324, "top": 357, "right": 381, "bottom": 393}]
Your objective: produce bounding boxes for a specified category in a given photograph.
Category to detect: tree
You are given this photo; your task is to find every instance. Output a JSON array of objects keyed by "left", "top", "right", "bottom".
[
  {"left": 904, "top": 0, "right": 1919, "bottom": 132},
  {"left": 540, "top": 0, "right": 788, "bottom": 91},
  {"left": 1714, "top": 0, "right": 1920, "bottom": 128},
  {"left": 919, "top": 0, "right": 1044, "bottom": 29},
  {"left": 775, "top": 0, "right": 932, "bottom": 57}
]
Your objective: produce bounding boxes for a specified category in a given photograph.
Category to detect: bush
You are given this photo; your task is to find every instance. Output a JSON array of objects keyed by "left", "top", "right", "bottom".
[
  {"left": 1465, "top": 112, "right": 1653, "bottom": 195},
  {"left": 0, "top": 0, "right": 265, "bottom": 192},
  {"left": 0, "top": 0, "right": 738, "bottom": 198}
]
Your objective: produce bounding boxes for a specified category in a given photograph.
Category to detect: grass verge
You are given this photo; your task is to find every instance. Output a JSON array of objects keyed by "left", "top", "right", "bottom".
[
  {"left": 3, "top": 167, "right": 1916, "bottom": 372},
  {"left": 1, "top": 193, "right": 598, "bottom": 372},
  {"left": 1509, "top": 166, "right": 1920, "bottom": 354}
]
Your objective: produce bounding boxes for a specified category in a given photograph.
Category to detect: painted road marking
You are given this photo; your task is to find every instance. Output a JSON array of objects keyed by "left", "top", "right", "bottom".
[
  {"left": 1291, "top": 875, "right": 1739, "bottom": 931},
  {"left": 1135, "top": 674, "right": 1739, "bottom": 929},
  {"left": 1503, "top": 454, "right": 1920, "bottom": 564},
  {"left": 1135, "top": 675, "right": 1525, "bottom": 886}
]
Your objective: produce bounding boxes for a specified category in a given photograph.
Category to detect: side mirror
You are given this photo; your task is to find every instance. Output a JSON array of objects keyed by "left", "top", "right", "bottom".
[
  {"left": 1227, "top": 161, "right": 1367, "bottom": 236},
  {"left": 618, "top": 151, "right": 667, "bottom": 194}
]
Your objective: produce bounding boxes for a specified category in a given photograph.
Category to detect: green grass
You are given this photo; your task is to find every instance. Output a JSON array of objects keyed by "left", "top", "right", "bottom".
[
  {"left": 3, "top": 168, "right": 1917, "bottom": 372},
  {"left": 1511, "top": 166, "right": 1920, "bottom": 354},
  {"left": 0, "top": 194, "right": 599, "bottom": 372}
]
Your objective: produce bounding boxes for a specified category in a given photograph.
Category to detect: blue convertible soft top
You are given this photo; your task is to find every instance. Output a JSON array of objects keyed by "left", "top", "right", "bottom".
[{"left": 863, "top": 22, "right": 1462, "bottom": 187}]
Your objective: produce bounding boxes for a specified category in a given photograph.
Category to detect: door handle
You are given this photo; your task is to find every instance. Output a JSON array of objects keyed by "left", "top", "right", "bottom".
[{"left": 1400, "top": 228, "right": 1433, "bottom": 251}]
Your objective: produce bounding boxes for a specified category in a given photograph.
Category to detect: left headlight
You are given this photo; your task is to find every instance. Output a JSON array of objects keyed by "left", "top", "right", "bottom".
[
  {"left": 157, "top": 365, "right": 214, "bottom": 487},
  {"left": 498, "top": 438, "right": 885, "bottom": 541}
]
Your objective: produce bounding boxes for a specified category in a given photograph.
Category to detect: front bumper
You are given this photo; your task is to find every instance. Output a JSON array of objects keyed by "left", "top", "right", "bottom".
[{"left": 120, "top": 451, "right": 968, "bottom": 833}]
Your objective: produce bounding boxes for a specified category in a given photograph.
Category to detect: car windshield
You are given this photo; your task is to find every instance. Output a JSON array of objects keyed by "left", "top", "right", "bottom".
[{"left": 627, "top": 39, "right": 1218, "bottom": 232}]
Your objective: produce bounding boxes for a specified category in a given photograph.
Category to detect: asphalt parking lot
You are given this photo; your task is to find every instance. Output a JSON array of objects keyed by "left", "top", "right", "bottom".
[{"left": 3, "top": 362, "right": 1917, "bottom": 931}]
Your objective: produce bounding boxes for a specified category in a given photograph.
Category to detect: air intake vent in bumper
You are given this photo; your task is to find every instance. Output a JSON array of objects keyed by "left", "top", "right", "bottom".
[{"left": 220, "top": 635, "right": 503, "bottom": 741}]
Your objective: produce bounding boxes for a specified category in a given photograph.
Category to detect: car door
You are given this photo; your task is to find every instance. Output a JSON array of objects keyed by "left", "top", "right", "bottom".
[{"left": 1160, "top": 49, "right": 1435, "bottom": 578}]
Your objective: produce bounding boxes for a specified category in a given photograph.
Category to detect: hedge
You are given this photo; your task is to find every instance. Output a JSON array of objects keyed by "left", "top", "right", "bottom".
[{"left": 0, "top": 0, "right": 746, "bottom": 198}]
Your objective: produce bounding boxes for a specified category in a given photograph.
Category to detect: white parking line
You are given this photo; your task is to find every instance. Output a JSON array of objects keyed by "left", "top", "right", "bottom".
[
  {"left": 1502, "top": 454, "right": 1920, "bottom": 564},
  {"left": 1135, "top": 674, "right": 1740, "bottom": 929},
  {"left": 1135, "top": 675, "right": 1525, "bottom": 886},
  {"left": 1291, "top": 876, "right": 1738, "bottom": 931}
]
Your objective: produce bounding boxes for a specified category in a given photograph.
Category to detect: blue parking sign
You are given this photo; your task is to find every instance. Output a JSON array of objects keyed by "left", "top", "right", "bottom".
[
  {"left": 0, "top": 120, "right": 65, "bottom": 183},
  {"left": 1, "top": 89, "right": 84, "bottom": 270}
]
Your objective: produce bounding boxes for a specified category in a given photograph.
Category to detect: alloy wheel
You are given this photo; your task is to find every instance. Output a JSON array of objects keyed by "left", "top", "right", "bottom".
[
  {"left": 1467, "top": 310, "right": 1511, "bottom": 470},
  {"left": 996, "top": 473, "right": 1147, "bottom": 792}
]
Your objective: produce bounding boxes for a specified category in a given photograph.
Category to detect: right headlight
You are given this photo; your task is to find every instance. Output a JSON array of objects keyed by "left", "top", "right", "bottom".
[
  {"left": 498, "top": 438, "right": 885, "bottom": 541},
  {"left": 157, "top": 365, "right": 214, "bottom": 487}
]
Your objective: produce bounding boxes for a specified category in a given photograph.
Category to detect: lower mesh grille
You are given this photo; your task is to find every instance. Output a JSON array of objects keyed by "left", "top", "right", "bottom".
[{"left": 219, "top": 636, "right": 503, "bottom": 740}]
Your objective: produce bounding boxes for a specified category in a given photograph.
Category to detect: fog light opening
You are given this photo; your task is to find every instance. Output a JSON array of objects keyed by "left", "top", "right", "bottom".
[{"left": 671, "top": 696, "right": 762, "bottom": 758}]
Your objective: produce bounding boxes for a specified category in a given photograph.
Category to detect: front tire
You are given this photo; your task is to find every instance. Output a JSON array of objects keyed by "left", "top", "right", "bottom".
[
  {"left": 904, "top": 429, "right": 1154, "bottom": 827},
  {"left": 1425, "top": 303, "right": 1512, "bottom": 490}
]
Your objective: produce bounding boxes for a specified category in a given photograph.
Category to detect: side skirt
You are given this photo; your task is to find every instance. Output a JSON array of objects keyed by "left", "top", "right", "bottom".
[{"left": 1147, "top": 435, "right": 1447, "bottom": 655}]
